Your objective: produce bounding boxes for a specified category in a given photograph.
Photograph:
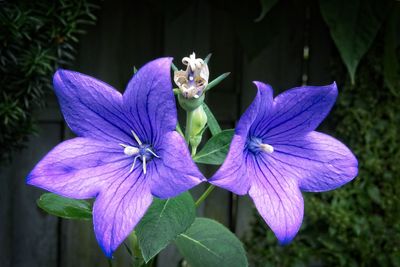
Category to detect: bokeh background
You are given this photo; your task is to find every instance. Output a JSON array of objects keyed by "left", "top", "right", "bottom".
[{"left": 1, "top": 0, "right": 399, "bottom": 266}]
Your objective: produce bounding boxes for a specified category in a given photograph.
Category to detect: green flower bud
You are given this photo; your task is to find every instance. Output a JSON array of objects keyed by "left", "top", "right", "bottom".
[
  {"left": 191, "top": 105, "right": 207, "bottom": 137},
  {"left": 189, "top": 105, "right": 208, "bottom": 153}
]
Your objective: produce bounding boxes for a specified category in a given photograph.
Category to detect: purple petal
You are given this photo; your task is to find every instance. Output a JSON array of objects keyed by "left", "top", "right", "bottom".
[
  {"left": 248, "top": 154, "right": 304, "bottom": 244},
  {"left": 123, "top": 58, "right": 176, "bottom": 145},
  {"left": 252, "top": 82, "right": 338, "bottom": 142},
  {"left": 53, "top": 70, "right": 132, "bottom": 143},
  {"left": 149, "top": 131, "right": 205, "bottom": 198},
  {"left": 209, "top": 82, "right": 272, "bottom": 195},
  {"left": 208, "top": 135, "right": 250, "bottom": 195},
  {"left": 93, "top": 169, "right": 152, "bottom": 257},
  {"left": 27, "top": 138, "right": 131, "bottom": 199},
  {"left": 269, "top": 131, "right": 358, "bottom": 192}
]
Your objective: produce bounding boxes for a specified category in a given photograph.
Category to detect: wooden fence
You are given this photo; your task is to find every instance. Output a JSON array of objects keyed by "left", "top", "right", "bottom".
[{"left": 0, "top": 0, "right": 335, "bottom": 266}]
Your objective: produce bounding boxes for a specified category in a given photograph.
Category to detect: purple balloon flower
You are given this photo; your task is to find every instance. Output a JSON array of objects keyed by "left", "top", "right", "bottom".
[
  {"left": 27, "top": 57, "right": 205, "bottom": 257},
  {"left": 210, "top": 81, "right": 358, "bottom": 244}
]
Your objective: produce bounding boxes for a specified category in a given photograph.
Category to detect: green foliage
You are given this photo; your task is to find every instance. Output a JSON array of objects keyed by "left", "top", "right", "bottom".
[
  {"left": 202, "top": 103, "right": 222, "bottom": 136},
  {"left": 136, "top": 192, "right": 196, "bottom": 262},
  {"left": 254, "top": 0, "right": 279, "bottom": 22},
  {"left": 0, "top": 0, "right": 97, "bottom": 163},
  {"left": 245, "top": 33, "right": 400, "bottom": 267},
  {"left": 193, "top": 129, "right": 234, "bottom": 165},
  {"left": 175, "top": 218, "right": 248, "bottom": 267},
  {"left": 320, "top": 0, "right": 389, "bottom": 83},
  {"left": 37, "top": 193, "right": 92, "bottom": 220}
]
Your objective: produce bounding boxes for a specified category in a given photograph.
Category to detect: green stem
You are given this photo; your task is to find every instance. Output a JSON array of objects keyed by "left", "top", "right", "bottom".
[
  {"left": 191, "top": 146, "right": 197, "bottom": 157},
  {"left": 185, "top": 110, "right": 194, "bottom": 144},
  {"left": 195, "top": 185, "right": 216, "bottom": 207},
  {"left": 128, "top": 231, "right": 143, "bottom": 267}
]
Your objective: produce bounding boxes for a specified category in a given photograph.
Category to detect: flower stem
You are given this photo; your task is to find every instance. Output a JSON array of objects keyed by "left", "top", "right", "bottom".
[
  {"left": 195, "top": 185, "right": 215, "bottom": 207},
  {"left": 185, "top": 110, "right": 194, "bottom": 145}
]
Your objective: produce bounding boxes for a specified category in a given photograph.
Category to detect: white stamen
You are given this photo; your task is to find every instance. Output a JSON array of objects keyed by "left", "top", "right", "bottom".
[
  {"left": 194, "top": 94, "right": 199, "bottom": 99},
  {"left": 124, "top": 146, "right": 140, "bottom": 156},
  {"left": 131, "top": 130, "right": 142, "bottom": 145},
  {"left": 260, "top": 143, "right": 274, "bottom": 153},
  {"left": 146, "top": 148, "right": 160, "bottom": 158},
  {"left": 142, "top": 156, "right": 147, "bottom": 174},
  {"left": 129, "top": 155, "right": 140, "bottom": 173},
  {"left": 119, "top": 143, "right": 127, "bottom": 148}
]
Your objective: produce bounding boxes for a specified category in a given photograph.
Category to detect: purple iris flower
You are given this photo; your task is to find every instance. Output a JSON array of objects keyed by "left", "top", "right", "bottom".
[
  {"left": 210, "top": 81, "right": 358, "bottom": 244},
  {"left": 27, "top": 58, "right": 205, "bottom": 257}
]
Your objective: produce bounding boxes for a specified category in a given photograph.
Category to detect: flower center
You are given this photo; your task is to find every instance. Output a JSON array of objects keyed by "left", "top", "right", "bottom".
[
  {"left": 247, "top": 136, "right": 274, "bottom": 155},
  {"left": 119, "top": 130, "right": 159, "bottom": 175}
]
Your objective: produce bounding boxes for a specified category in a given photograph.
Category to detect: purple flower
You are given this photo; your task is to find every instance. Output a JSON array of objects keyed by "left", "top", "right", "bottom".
[
  {"left": 27, "top": 58, "right": 205, "bottom": 257},
  {"left": 209, "top": 82, "right": 358, "bottom": 244}
]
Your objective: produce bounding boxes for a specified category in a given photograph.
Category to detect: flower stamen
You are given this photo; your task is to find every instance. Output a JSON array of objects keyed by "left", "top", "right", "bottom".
[
  {"left": 260, "top": 143, "right": 274, "bottom": 153},
  {"left": 131, "top": 130, "right": 142, "bottom": 145},
  {"left": 142, "top": 156, "right": 147, "bottom": 174},
  {"left": 120, "top": 129, "right": 159, "bottom": 175}
]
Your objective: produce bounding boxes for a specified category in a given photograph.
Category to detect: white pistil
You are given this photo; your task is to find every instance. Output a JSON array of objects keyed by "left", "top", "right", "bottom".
[{"left": 260, "top": 143, "right": 274, "bottom": 153}]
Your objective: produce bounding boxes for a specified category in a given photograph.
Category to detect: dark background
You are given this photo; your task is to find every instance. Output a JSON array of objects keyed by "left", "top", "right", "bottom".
[{"left": 1, "top": 0, "right": 399, "bottom": 266}]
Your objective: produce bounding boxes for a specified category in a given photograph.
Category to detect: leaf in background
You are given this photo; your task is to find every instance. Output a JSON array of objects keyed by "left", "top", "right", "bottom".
[
  {"left": 202, "top": 103, "right": 222, "bottom": 136},
  {"left": 204, "top": 72, "right": 230, "bottom": 92},
  {"left": 175, "top": 218, "right": 248, "bottom": 267},
  {"left": 320, "top": 0, "right": 389, "bottom": 83},
  {"left": 193, "top": 129, "right": 234, "bottom": 165},
  {"left": 383, "top": 5, "right": 400, "bottom": 97},
  {"left": 254, "top": 0, "right": 279, "bottom": 22},
  {"left": 136, "top": 192, "right": 196, "bottom": 262},
  {"left": 36, "top": 193, "right": 92, "bottom": 220}
]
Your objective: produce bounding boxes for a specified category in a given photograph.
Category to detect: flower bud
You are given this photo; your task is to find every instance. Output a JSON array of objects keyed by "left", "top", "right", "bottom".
[
  {"left": 174, "top": 52, "right": 210, "bottom": 111},
  {"left": 189, "top": 105, "right": 208, "bottom": 152},
  {"left": 191, "top": 105, "right": 207, "bottom": 137}
]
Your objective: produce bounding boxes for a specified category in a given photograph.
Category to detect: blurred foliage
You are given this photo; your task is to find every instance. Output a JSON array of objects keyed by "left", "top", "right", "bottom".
[
  {"left": 0, "top": 0, "right": 97, "bottom": 163},
  {"left": 245, "top": 21, "right": 400, "bottom": 267}
]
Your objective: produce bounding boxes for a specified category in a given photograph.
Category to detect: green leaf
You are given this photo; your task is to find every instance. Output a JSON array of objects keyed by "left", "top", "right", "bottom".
[
  {"left": 320, "top": 0, "right": 389, "bottom": 83},
  {"left": 254, "top": 0, "right": 279, "bottom": 22},
  {"left": 136, "top": 192, "right": 196, "bottom": 262},
  {"left": 205, "top": 72, "right": 230, "bottom": 92},
  {"left": 383, "top": 5, "right": 400, "bottom": 97},
  {"left": 175, "top": 218, "right": 248, "bottom": 267},
  {"left": 36, "top": 193, "right": 92, "bottom": 220},
  {"left": 193, "top": 129, "right": 234, "bottom": 165},
  {"left": 202, "top": 103, "right": 222, "bottom": 136}
]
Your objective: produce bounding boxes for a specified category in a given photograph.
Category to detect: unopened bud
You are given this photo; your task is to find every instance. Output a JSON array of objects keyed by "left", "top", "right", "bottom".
[
  {"left": 189, "top": 105, "right": 208, "bottom": 153},
  {"left": 191, "top": 105, "right": 207, "bottom": 137}
]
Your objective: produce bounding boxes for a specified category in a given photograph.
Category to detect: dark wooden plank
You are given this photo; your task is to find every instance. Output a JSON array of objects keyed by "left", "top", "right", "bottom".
[
  {"left": 235, "top": 0, "right": 307, "bottom": 238},
  {"left": 159, "top": 0, "right": 212, "bottom": 265},
  {"left": 6, "top": 122, "right": 62, "bottom": 267}
]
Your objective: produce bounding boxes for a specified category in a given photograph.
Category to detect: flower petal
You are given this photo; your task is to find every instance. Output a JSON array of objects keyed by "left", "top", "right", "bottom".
[
  {"left": 209, "top": 82, "right": 272, "bottom": 195},
  {"left": 248, "top": 154, "right": 304, "bottom": 244},
  {"left": 53, "top": 70, "right": 132, "bottom": 143},
  {"left": 252, "top": 83, "right": 338, "bottom": 142},
  {"left": 208, "top": 135, "right": 250, "bottom": 195},
  {"left": 269, "top": 131, "right": 358, "bottom": 192},
  {"left": 123, "top": 57, "right": 176, "bottom": 145},
  {"left": 27, "top": 137, "right": 131, "bottom": 199},
  {"left": 93, "top": 169, "right": 152, "bottom": 257},
  {"left": 149, "top": 131, "right": 205, "bottom": 199}
]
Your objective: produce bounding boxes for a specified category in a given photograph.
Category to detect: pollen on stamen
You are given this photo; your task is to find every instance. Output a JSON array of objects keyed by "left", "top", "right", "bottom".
[{"left": 260, "top": 143, "right": 274, "bottom": 153}]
